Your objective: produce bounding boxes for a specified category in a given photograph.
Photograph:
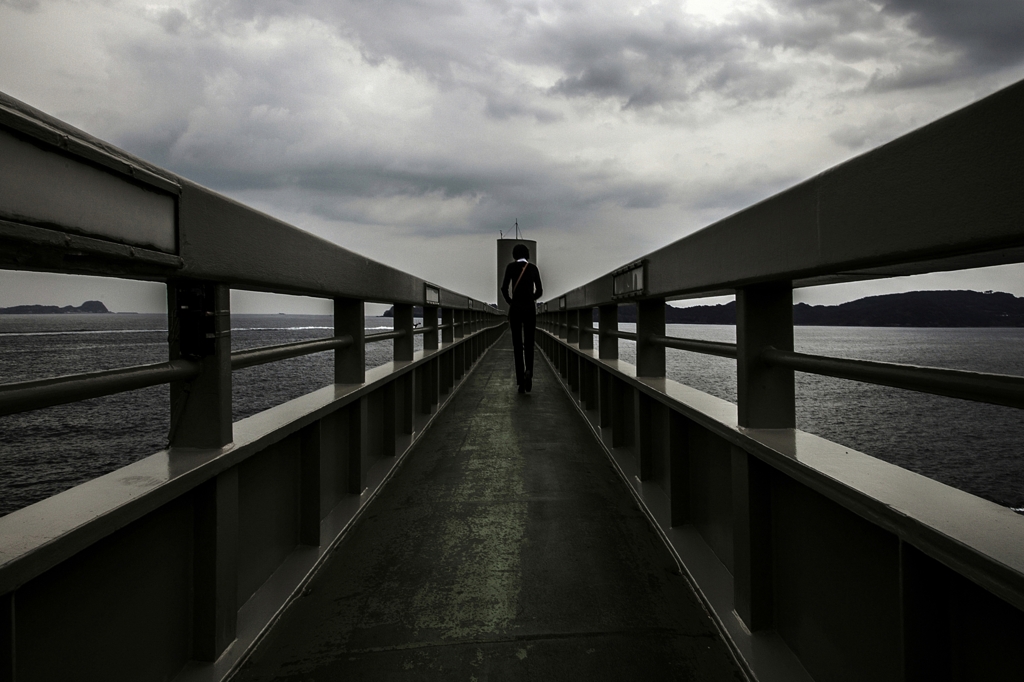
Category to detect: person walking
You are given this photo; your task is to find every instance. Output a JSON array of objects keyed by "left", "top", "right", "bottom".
[{"left": 500, "top": 244, "right": 543, "bottom": 393}]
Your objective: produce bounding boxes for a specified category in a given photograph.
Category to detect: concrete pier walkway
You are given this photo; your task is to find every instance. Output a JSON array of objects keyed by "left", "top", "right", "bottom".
[{"left": 233, "top": 334, "right": 744, "bottom": 681}]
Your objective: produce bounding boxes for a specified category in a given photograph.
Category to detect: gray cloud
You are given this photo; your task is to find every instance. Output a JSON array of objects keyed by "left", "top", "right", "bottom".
[
  {"left": 883, "top": 0, "right": 1024, "bottom": 68},
  {"left": 4, "top": 0, "right": 1024, "bottom": 304}
]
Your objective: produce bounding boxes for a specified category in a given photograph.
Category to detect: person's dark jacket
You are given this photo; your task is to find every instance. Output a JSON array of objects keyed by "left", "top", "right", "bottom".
[{"left": 501, "top": 261, "right": 543, "bottom": 312}]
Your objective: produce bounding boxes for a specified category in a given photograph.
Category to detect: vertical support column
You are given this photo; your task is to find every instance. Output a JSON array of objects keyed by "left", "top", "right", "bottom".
[
  {"left": 736, "top": 282, "right": 794, "bottom": 428},
  {"left": 334, "top": 298, "right": 365, "bottom": 384},
  {"left": 1, "top": 592, "right": 12, "bottom": 682},
  {"left": 579, "top": 308, "right": 594, "bottom": 351},
  {"left": 193, "top": 467, "right": 239, "bottom": 661},
  {"left": 394, "top": 304, "right": 414, "bottom": 434},
  {"left": 611, "top": 378, "right": 630, "bottom": 447},
  {"left": 299, "top": 421, "right": 322, "bottom": 546},
  {"left": 568, "top": 310, "right": 579, "bottom": 345},
  {"left": 900, "top": 542, "right": 952, "bottom": 682},
  {"left": 635, "top": 298, "right": 666, "bottom": 479},
  {"left": 668, "top": 412, "right": 690, "bottom": 526},
  {"left": 393, "top": 304, "right": 414, "bottom": 362},
  {"left": 381, "top": 380, "right": 397, "bottom": 456},
  {"left": 335, "top": 296, "right": 369, "bottom": 495},
  {"left": 441, "top": 308, "right": 454, "bottom": 395},
  {"left": 599, "top": 370, "right": 613, "bottom": 428},
  {"left": 465, "top": 311, "right": 475, "bottom": 371},
  {"left": 732, "top": 446, "right": 773, "bottom": 631},
  {"left": 636, "top": 297, "right": 665, "bottom": 378},
  {"left": 453, "top": 310, "right": 465, "bottom": 380},
  {"left": 168, "top": 281, "right": 232, "bottom": 449},
  {"left": 635, "top": 393, "right": 669, "bottom": 481},
  {"left": 423, "top": 305, "right": 438, "bottom": 352},
  {"left": 422, "top": 305, "right": 439, "bottom": 415},
  {"left": 348, "top": 396, "right": 369, "bottom": 492},
  {"left": 169, "top": 283, "right": 237, "bottom": 662},
  {"left": 599, "top": 304, "right": 618, "bottom": 361},
  {"left": 442, "top": 308, "right": 455, "bottom": 343},
  {"left": 731, "top": 282, "right": 790, "bottom": 635}
]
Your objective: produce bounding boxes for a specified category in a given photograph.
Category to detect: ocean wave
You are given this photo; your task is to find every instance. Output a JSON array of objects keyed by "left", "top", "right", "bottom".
[
  {"left": 1, "top": 325, "right": 393, "bottom": 337},
  {"left": 0, "top": 329, "right": 166, "bottom": 337}
]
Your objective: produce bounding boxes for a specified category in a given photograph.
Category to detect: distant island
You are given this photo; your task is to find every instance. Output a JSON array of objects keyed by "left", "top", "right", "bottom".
[
  {"left": 0, "top": 300, "right": 110, "bottom": 315},
  {"left": 606, "top": 290, "right": 1024, "bottom": 327}
]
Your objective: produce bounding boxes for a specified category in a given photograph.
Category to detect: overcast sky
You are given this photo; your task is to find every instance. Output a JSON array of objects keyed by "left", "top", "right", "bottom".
[{"left": 2, "top": 0, "right": 1024, "bottom": 313}]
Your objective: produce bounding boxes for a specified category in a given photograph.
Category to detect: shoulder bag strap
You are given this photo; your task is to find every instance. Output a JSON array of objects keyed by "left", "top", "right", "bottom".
[{"left": 511, "top": 263, "right": 529, "bottom": 295}]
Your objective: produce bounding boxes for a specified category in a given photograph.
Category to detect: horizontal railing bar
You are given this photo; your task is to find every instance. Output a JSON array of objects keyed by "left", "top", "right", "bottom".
[
  {"left": 231, "top": 336, "right": 354, "bottom": 370},
  {"left": 366, "top": 329, "right": 407, "bottom": 342},
  {"left": 763, "top": 347, "right": 1024, "bottom": 409},
  {"left": 0, "top": 323, "right": 505, "bottom": 418},
  {"left": 601, "top": 329, "right": 637, "bottom": 341},
  {"left": 0, "top": 360, "right": 201, "bottom": 417},
  {"left": 649, "top": 334, "right": 738, "bottom": 359}
]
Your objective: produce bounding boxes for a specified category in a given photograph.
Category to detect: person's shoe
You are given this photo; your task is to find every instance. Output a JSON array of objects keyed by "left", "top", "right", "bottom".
[
  {"left": 525, "top": 370, "right": 533, "bottom": 393},
  {"left": 518, "top": 384, "right": 526, "bottom": 394}
]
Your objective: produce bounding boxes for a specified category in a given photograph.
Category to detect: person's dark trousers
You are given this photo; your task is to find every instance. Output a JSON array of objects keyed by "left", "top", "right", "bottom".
[{"left": 508, "top": 307, "right": 536, "bottom": 386}]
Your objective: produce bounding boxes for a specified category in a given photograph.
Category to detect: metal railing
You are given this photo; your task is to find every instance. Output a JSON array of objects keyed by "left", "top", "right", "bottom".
[
  {"left": 538, "top": 79, "right": 1024, "bottom": 682},
  {"left": 0, "top": 89, "right": 506, "bottom": 682}
]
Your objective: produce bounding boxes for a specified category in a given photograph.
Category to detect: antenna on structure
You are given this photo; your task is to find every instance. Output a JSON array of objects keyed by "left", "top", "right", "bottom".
[
  {"left": 500, "top": 229, "right": 503, "bottom": 239},
  {"left": 515, "top": 219, "right": 521, "bottom": 239}
]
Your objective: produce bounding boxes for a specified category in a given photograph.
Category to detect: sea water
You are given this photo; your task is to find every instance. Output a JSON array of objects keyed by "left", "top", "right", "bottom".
[
  {"left": 0, "top": 314, "right": 416, "bottom": 515},
  {"left": 617, "top": 324, "right": 1024, "bottom": 511},
  {"left": 1, "top": 316, "right": 1021, "bottom": 516}
]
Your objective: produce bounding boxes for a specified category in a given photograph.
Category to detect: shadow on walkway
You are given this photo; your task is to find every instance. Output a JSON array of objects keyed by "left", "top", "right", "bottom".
[{"left": 233, "top": 333, "right": 744, "bottom": 681}]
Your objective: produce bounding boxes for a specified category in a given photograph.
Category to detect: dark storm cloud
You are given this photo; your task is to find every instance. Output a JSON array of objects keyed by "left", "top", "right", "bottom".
[{"left": 883, "top": 0, "right": 1024, "bottom": 69}]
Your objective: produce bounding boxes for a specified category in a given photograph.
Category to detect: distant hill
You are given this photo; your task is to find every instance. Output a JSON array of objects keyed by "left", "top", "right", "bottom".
[
  {"left": 0, "top": 300, "right": 110, "bottom": 315},
  {"left": 605, "top": 291, "right": 1024, "bottom": 327}
]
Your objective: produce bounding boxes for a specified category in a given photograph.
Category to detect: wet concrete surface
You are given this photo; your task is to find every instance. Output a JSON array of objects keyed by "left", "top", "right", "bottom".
[{"left": 232, "top": 335, "right": 745, "bottom": 681}]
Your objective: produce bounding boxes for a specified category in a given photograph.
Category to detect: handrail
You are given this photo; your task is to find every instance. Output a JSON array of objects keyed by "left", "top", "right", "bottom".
[
  {"left": 231, "top": 336, "right": 354, "bottom": 370},
  {"left": 762, "top": 347, "right": 1024, "bottom": 410},
  {"left": 366, "top": 329, "right": 408, "bottom": 342},
  {"left": 0, "top": 359, "right": 200, "bottom": 417},
  {"left": 601, "top": 328, "right": 637, "bottom": 341},
  {"left": 648, "top": 334, "right": 738, "bottom": 359},
  {"left": 0, "top": 322, "right": 506, "bottom": 417}
]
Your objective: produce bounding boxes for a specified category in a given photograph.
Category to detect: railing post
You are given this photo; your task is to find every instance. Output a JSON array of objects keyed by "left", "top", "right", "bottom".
[
  {"left": 636, "top": 297, "right": 665, "bottom": 378},
  {"left": 737, "top": 282, "right": 794, "bottom": 428},
  {"left": 424, "top": 305, "right": 438, "bottom": 352},
  {"left": 299, "top": 420, "right": 322, "bottom": 545},
  {"left": 635, "top": 297, "right": 666, "bottom": 479},
  {"left": 192, "top": 467, "right": 238, "bottom": 661},
  {"left": 732, "top": 281, "right": 791, "bottom": 633},
  {"left": 1, "top": 592, "right": 11, "bottom": 681},
  {"left": 167, "top": 281, "right": 236, "bottom": 662},
  {"left": 394, "top": 304, "right": 414, "bottom": 434},
  {"left": 579, "top": 307, "right": 594, "bottom": 351},
  {"left": 168, "top": 281, "right": 232, "bottom": 449},
  {"left": 334, "top": 297, "right": 365, "bottom": 384},
  {"left": 336, "top": 297, "right": 368, "bottom": 493},
  {"left": 422, "top": 305, "right": 438, "bottom": 414},
  {"left": 441, "top": 308, "right": 454, "bottom": 395},
  {"left": 599, "top": 304, "right": 617, "bottom": 360},
  {"left": 668, "top": 412, "right": 690, "bottom": 526},
  {"left": 453, "top": 309, "right": 465, "bottom": 381},
  {"left": 394, "top": 304, "right": 414, "bottom": 362}
]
